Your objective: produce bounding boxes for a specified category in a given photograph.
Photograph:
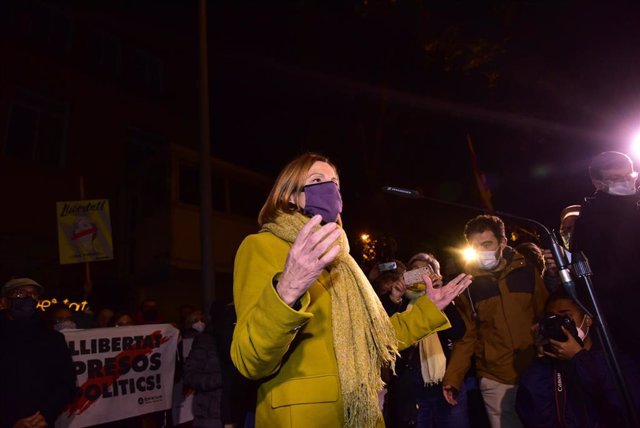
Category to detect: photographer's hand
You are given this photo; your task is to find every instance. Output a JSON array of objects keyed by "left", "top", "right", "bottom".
[
  {"left": 389, "top": 279, "right": 406, "bottom": 304},
  {"left": 543, "top": 249, "right": 559, "bottom": 277},
  {"left": 544, "top": 326, "right": 583, "bottom": 360}
]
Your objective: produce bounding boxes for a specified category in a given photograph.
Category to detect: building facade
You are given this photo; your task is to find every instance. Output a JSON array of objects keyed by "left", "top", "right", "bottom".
[{"left": 0, "top": 0, "right": 270, "bottom": 319}]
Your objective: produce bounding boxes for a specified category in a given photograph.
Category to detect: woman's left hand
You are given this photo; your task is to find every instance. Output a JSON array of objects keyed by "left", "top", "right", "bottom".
[{"left": 423, "top": 272, "right": 473, "bottom": 310}]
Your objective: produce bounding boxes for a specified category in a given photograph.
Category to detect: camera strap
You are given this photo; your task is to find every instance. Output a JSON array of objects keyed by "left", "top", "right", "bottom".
[{"left": 553, "top": 366, "right": 568, "bottom": 428}]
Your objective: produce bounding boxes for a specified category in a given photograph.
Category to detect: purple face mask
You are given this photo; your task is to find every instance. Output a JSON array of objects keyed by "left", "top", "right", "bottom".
[{"left": 302, "top": 181, "right": 343, "bottom": 223}]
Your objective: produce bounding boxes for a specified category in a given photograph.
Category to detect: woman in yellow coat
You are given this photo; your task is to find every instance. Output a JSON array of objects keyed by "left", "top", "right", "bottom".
[{"left": 231, "top": 153, "right": 472, "bottom": 427}]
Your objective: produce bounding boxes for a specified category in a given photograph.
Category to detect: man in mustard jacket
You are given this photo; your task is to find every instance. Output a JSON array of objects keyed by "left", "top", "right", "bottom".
[
  {"left": 442, "top": 215, "right": 548, "bottom": 428},
  {"left": 231, "top": 153, "right": 472, "bottom": 428}
]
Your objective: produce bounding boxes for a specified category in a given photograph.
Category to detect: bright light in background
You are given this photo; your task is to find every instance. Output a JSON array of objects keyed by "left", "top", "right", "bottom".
[
  {"left": 359, "top": 232, "right": 377, "bottom": 262},
  {"left": 632, "top": 132, "right": 640, "bottom": 159},
  {"left": 461, "top": 247, "right": 478, "bottom": 262}
]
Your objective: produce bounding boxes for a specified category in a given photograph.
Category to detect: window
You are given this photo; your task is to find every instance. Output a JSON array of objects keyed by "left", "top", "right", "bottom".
[
  {"left": 126, "top": 129, "right": 164, "bottom": 168},
  {"left": 125, "top": 129, "right": 169, "bottom": 217},
  {"left": 31, "top": 3, "right": 73, "bottom": 53},
  {"left": 4, "top": 89, "right": 67, "bottom": 167},
  {"left": 87, "top": 28, "right": 120, "bottom": 76},
  {"left": 179, "top": 165, "right": 200, "bottom": 206},
  {"left": 127, "top": 48, "right": 164, "bottom": 96}
]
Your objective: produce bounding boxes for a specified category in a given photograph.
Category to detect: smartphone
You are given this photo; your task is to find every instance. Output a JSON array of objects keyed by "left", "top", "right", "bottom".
[
  {"left": 378, "top": 261, "right": 397, "bottom": 273},
  {"left": 403, "top": 267, "right": 429, "bottom": 290}
]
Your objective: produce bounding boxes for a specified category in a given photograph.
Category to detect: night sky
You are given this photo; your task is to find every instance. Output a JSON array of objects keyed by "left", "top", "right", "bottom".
[
  {"left": 0, "top": 0, "right": 639, "bottom": 307},
  {"left": 206, "top": 1, "right": 640, "bottom": 262}
]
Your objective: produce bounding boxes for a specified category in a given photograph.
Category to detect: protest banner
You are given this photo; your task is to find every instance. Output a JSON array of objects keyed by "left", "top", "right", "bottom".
[
  {"left": 57, "top": 199, "right": 114, "bottom": 264},
  {"left": 56, "top": 324, "right": 179, "bottom": 428}
]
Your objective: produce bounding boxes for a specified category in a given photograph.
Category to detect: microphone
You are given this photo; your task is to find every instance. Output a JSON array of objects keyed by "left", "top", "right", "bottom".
[
  {"left": 381, "top": 186, "right": 422, "bottom": 199},
  {"left": 547, "top": 231, "right": 582, "bottom": 305}
]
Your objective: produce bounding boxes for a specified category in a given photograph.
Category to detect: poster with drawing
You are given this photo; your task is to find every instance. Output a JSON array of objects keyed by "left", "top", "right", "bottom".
[{"left": 57, "top": 199, "right": 113, "bottom": 264}]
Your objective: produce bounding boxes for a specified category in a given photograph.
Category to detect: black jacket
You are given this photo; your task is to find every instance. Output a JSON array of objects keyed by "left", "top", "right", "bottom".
[
  {"left": 572, "top": 191, "right": 640, "bottom": 290},
  {"left": 571, "top": 191, "right": 640, "bottom": 357},
  {"left": 0, "top": 310, "right": 77, "bottom": 428},
  {"left": 184, "top": 331, "right": 223, "bottom": 428},
  {"left": 516, "top": 347, "right": 640, "bottom": 428}
]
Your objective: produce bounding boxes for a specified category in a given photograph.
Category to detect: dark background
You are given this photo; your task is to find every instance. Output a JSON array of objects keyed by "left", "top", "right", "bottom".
[
  {"left": 207, "top": 0, "right": 640, "bottom": 263},
  {"left": 3, "top": 0, "right": 640, "bottom": 304}
]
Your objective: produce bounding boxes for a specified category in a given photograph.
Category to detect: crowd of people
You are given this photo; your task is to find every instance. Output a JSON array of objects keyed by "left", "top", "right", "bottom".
[
  {"left": 0, "top": 281, "right": 255, "bottom": 428},
  {"left": 2, "top": 150, "right": 640, "bottom": 428},
  {"left": 229, "top": 150, "right": 640, "bottom": 428}
]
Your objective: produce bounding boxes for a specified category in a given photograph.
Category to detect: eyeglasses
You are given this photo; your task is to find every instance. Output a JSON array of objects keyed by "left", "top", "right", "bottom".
[{"left": 603, "top": 171, "right": 638, "bottom": 182}]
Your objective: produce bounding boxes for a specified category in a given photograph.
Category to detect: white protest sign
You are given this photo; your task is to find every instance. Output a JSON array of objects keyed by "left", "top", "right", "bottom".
[{"left": 56, "top": 324, "right": 179, "bottom": 428}]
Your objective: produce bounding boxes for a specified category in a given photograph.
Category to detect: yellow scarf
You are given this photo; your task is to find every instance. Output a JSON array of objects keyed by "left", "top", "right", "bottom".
[
  {"left": 262, "top": 212, "right": 398, "bottom": 427},
  {"left": 407, "top": 299, "right": 446, "bottom": 386}
]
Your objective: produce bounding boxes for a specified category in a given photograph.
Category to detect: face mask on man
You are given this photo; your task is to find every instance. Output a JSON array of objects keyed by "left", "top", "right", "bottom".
[
  {"left": 302, "top": 181, "right": 343, "bottom": 224},
  {"left": 606, "top": 179, "right": 637, "bottom": 196},
  {"left": 54, "top": 320, "right": 77, "bottom": 331},
  {"left": 191, "top": 320, "right": 206, "bottom": 333},
  {"left": 8, "top": 297, "right": 38, "bottom": 320},
  {"left": 477, "top": 250, "right": 500, "bottom": 270}
]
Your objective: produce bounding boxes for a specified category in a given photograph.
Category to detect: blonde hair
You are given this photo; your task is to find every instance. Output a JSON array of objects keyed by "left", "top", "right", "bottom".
[
  {"left": 258, "top": 152, "right": 339, "bottom": 227},
  {"left": 407, "top": 252, "right": 440, "bottom": 274}
]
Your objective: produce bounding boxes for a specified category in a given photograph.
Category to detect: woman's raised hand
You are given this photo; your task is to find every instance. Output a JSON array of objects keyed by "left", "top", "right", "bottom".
[
  {"left": 276, "top": 215, "right": 342, "bottom": 306},
  {"left": 423, "top": 272, "right": 473, "bottom": 310}
]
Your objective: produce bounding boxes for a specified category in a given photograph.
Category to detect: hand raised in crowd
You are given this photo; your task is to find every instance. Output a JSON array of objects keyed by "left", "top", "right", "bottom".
[
  {"left": 543, "top": 249, "right": 558, "bottom": 276},
  {"left": 543, "top": 326, "right": 584, "bottom": 361},
  {"left": 13, "top": 411, "right": 47, "bottom": 428},
  {"left": 389, "top": 277, "right": 406, "bottom": 304},
  {"left": 277, "top": 215, "right": 342, "bottom": 307},
  {"left": 442, "top": 384, "right": 460, "bottom": 406},
  {"left": 423, "top": 272, "right": 473, "bottom": 310}
]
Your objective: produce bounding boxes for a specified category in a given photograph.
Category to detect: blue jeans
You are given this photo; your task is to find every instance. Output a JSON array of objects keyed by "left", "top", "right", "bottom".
[{"left": 413, "top": 376, "right": 470, "bottom": 428}]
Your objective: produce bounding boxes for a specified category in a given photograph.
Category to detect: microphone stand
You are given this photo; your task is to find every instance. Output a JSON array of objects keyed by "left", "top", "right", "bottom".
[
  {"left": 570, "top": 251, "right": 639, "bottom": 428},
  {"left": 382, "top": 187, "right": 639, "bottom": 427}
]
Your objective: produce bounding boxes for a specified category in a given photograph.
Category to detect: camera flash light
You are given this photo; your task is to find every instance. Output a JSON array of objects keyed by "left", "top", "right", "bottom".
[{"left": 462, "top": 247, "right": 478, "bottom": 262}]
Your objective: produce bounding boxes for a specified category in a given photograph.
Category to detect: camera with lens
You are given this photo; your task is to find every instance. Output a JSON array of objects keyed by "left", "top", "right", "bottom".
[{"left": 539, "top": 315, "right": 582, "bottom": 352}]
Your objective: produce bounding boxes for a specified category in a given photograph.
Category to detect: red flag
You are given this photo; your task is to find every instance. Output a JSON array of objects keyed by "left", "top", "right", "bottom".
[{"left": 466, "top": 133, "right": 494, "bottom": 211}]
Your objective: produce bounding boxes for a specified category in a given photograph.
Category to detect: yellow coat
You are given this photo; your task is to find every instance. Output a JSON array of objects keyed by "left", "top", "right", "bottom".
[{"left": 231, "top": 232, "right": 451, "bottom": 427}]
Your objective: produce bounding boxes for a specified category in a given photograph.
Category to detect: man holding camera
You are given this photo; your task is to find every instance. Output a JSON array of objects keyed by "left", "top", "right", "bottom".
[
  {"left": 516, "top": 291, "right": 640, "bottom": 428},
  {"left": 570, "top": 151, "right": 640, "bottom": 359},
  {"left": 442, "top": 215, "right": 548, "bottom": 428}
]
